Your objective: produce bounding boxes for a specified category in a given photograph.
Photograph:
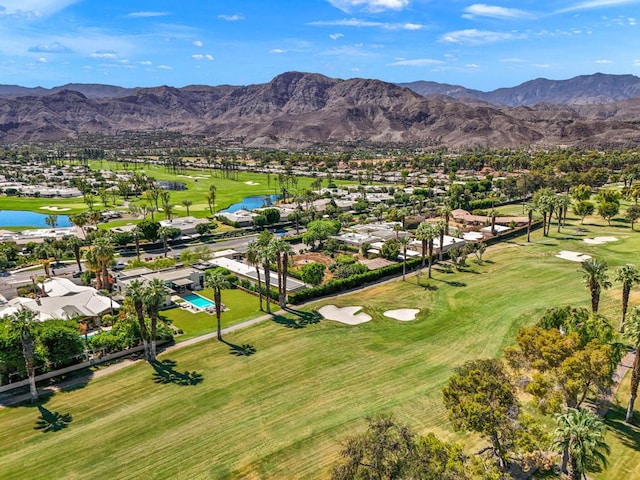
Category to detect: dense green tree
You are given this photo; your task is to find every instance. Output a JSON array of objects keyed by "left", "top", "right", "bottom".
[
  {"left": 136, "top": 219, "right": 161, "bottom": 243},
  {"left": 570, "top": 184, "right": 592, "bottom": 202},
  {"left": 300, "top": 262, "right": 325, "bottom": 286},
  {"left": 442, "top": 359, "right": 518, "bottom": 470},
  {"left": 573, "top": 201, "right": 595, "bottom": 224},
  {"left": 625, "top": 204, "right": 640, "bottom": 230},
  {"left": 597, "top": 201, "right": 619, "bottom": 225}
]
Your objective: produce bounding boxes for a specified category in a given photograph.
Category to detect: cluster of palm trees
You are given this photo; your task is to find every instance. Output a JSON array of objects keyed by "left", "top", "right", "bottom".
[
  {"left": 245, "top": 231, "right": 293, "bottom": 314},
  {"left": 580, "top": 259, "right": 640, "bottom": 425},
  {"left": 84, "top": 236, "right": 115, "bottom": 290},
  {"left": 415, "top": 219, "right": 448, "bottom": 278},
  {"left": 125, "top": 278, "right": 169, "bottom": 362}
]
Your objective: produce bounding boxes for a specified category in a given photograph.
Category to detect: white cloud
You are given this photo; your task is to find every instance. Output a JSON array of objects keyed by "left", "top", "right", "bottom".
[
  {"left": 500, "top": 57, "right": 526, "bottom": 62},
  {"left": 127, "top": 11, "right": 169, "bottom": 18},
  {"left": 329, "top": 33, "right": 344, "bottom": 40},
  {"left": 388, "top": 58, "right": 443, "bottom": 66},
  {"left": 218, "top": 14, "right": 244, "bottom": 21},
  {"left": 193, "top": 40, "right": 203, "bottom": 47},
  {"left": 309, "top": 18, "right": 425, "bottom": 30},
  {"left": 28, "top": 41, "right": 72, "bottom": 53},
  {"left": 140, "top": 60, "right": 152, "bottom": 66},
  {"left": 532, "top": 63, "right": 551, "bottom": 68},
  {"left": 633, "top": 59, "right": 640, "bottom": 67},
  {"left": 465, "top": 63, "right": 480, "bottom": 68},
  {"left": 595, "top": 59, "right": 613, "bottom": 64},
  {"left": 557, "top": 0, "right": 640, "bottom": 13},
  {"left": 37, "top": 57, "right": 47, "bottom": 63},
  {"left": 90, "top": 50, "right": 117, "bottom": 59},
  {"left": 327, "top": 0, "right": 409, "bottom": 13},
  {"left": 157, "top": 65, "right": 172, "bottom": 70},
  {"left": 0, "top": 0, "right": 79, "bottom": 17},
  {"left": 440, "top": 29, "right": 525, "bottom": 45},
  {"left": 462, "top": 4, "right": 534, "bottom": 20},
  {"left": 191, "top": 54, "right": 213, "bottom": 61},
  {"left": 269, "top": 48, "right": 286, "bottom": 54}
]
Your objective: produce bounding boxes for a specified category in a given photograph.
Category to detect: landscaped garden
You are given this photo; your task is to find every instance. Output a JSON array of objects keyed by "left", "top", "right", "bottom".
[{"left": 0, "top": 202, "right": 639, "bottom": 479}]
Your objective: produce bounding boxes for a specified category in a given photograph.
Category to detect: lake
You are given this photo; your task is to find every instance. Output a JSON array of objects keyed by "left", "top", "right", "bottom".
[
  {"left": 0, "top": 210, "right": 72, "bottom": 228},
  {"left": 220, "top": 194, "right": 280, "bottom": 213}
]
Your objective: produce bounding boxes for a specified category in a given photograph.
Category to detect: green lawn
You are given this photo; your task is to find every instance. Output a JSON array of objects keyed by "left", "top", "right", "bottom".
[
  {"left": 0, "top": 207, "right": 638, "bottom": 479},
  {"left": 164, "top": 289, "right": 265, "bottom": 341},
  {"left": 0, "top": 160, "right": 357, "bottom": 221}
]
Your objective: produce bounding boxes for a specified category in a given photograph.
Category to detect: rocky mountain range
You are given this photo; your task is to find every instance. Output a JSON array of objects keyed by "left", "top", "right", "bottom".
[{"left": 1, "top": 71, "right": 640, "bottom": 149}]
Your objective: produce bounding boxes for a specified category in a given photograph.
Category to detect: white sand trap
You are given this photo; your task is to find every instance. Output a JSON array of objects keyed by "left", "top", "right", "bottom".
[
  {"left": 40, "top": 206, "right": 71, "bottom": 212},
  {"left": 384, "top": 309, "right": 420, "bottom": 321},
  {"left": 244, "top": 181, "right": 260, "bottom": 186},
  {"left": 318, "top": 305, "right": 372, "bottom": 325},
  {"left": 583, "top": 236, "right": 618, "bottom": 245},
  {"left": 556, "top": 251, "right": 592, "bottom": 262}
]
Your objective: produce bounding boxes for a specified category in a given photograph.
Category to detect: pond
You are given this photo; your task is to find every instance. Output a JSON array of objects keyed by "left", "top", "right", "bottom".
[
  {"left": 220, "top": 194, "right": 280, "bottom": 213},
  {"left": 0, "top": 210, "right": 72, "bottom": 228}
]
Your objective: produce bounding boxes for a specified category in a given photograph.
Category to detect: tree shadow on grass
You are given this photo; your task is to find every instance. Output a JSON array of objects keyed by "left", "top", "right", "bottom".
[
  {"left": 272, "top": 308, "right": 322, "bottom": 329},
  {"left": 34, "top": 404, "right": 72, "bottom": 433},
  {"left": 605, "top": 405, "right": 640, "bottom": 452},
  {"left": 151, "top": 359, "right": 203, "bottom": 386},
  {"left": 435, "top": 279, "right": 467, "bottom": 288},
  {"left": 221, "top": 340, "right": 256, "bottom": 357}
]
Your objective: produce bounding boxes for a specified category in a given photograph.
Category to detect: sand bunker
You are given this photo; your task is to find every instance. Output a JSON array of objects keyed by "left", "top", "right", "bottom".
[
  {"left": 244, "top": 181, "right": 260, "bottom": 186},
  {"left": 318, "top": 305, "right": 372, "bottom": 325},
  {"left": 556, "top": 251, "right": 592, "bottom": 262},
  {"left": 583, "top": 236, "right": 618, "bottom": 245},
  {"left": 384, "top": 309, "right": 420, "bottom": 321},
  {"left": 40, "top": 206, "right": 71, "bottom": 212}
]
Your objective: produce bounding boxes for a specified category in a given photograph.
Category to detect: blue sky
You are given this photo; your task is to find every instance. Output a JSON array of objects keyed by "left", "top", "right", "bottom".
[{"left": 0, "top": 0, "right": 638, "bottom": 90}]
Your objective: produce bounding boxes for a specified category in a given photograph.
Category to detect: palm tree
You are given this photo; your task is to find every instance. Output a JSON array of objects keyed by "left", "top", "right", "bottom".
[
  {"left": 435, "top": 220, "right": 446, "bottom": 261},
  {"left": 553, "top": 408, "right": 609, "bottom": 480},
  {"left": 246, "top": 242, "right": 264, "bottom": 311},
  {"left": 439, "top": 205, "right": 451, "bottom": 235},
  {"left": 398, "top": 236, "right": 409, "bottom": 281},
  {"left": 9, "top": 308, "right": 39, "bottom": 401},
  {"left": 207, "top": 185, "right": 217, "bottom": 215},
  {"left": 205, "top": 271, "right": 230, "bottom": 341},
  {"left": 416, "top": 222, "right": 437, "bottom": 278},
  {"left": 182, "top": 199, "right": 193, "bottom": 216},
  {"left": 614, "top": 264, "right": 640, "bottom": 333},
  {"left": 258, "top": 234, "right": 276, "bottom": 315},
  {"left": 92, "top": 236, "right": 115, "bottom": 292},
  {"left": 126, "top": 279, "right": 150, "bottom": 361},
  {"left": 133, "top": 226, "right": 141, "bottom": 262},
  {"left": 70, "top": 212, "right": 88, "bottom": 239},
  {"left": 83, "top": 247, "right": 102, "bottom": 289},
  {"left": 624, "top": 307, "right": 640, "bottom": 423},
  {"left": 157, "top": 226, "right": 172, "bottom": 257},
  {"left": 581, "top": 258, "right": 611, "bottom": 313},
  {"left": 64, "top": 235, "right": 84, "bottom": 273},
  {"left": 270, "top": 237, "right": 293, "bottom": 308},
  {"left": 524, "top": 203, "right": 535, "bottom": 243},
  {"left": 144, "top": 278, "right": 169, "bottom": 360},
  {"left": 162, "top": 203, "right": 174, "bottom": 221}
]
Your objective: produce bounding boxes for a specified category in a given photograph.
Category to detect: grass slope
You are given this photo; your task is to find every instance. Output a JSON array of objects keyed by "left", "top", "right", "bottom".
[{"left": 0, "top": 209, "right": 638, "bottom": 479}]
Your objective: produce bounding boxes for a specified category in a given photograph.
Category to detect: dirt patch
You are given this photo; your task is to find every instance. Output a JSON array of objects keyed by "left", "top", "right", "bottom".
[{"left": 293, "top": 252, "right": 334, "bottom": 267}]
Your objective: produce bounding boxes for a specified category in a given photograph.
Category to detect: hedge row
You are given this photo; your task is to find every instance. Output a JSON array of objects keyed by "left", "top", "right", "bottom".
[{"left": 290, "top": 257, "right": 422, "bottom": 304}]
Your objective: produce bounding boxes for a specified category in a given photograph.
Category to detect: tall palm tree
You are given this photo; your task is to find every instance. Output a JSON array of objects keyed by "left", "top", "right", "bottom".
[
  {"left": 416, "top": 222, "right": 437, "bottom": 278},
  {"left": 439, "top": 206, "right": 451, "bottom": 235},
  {"left": 182, "top": 199, "right": 193, "bottom": 216},
  {"left": 64, "top": 235, "right": 84, "bottom": 273},
  {"left": 9, "top": 308, "right": 39, "bottom": 401},
  {"left": 92, "top": 235, "right": 115, "bottom": 292},
  {"left": 581, "top": 258, "right": 612, "bottom": 313},
  {"left": 245, "top": 241, "right": 264, "bottom": 311},
  {"left": 157, "top": 226, "right": 172, "bottom": 257},
  {"left": 524, "top": 203, "right": 536, "bottom": 243},
  {"left": 205, "top": 271, "right": 231, "bottom": 341},
  {"left": 162, "top": 203, "right": 174, "bottom": 221},
  {"left": 270, "top": 237, "right": 293, "bottom": 308},
  {"left": 614, "top": 264, "right": 640, "bottom": 332},
  {"left": 83, "top": 247, "right": 102, "bottom": 289},
  {"left": 144, "top": 278, "right": 169, "bottom": 360},
  {"left": 133, "top": 226, "right": 141, "bottom": 262},
  {"left": 435, "top": 220, "right": 446, "bottom": 261},
  {"left": 126, "top": 279, "right": 150, "bottom": 361},
  {"left": 70, "top": 212, "right": 88, "bottom": 239},
  {"left": 624, "top": 307, "right": 640, "bottom": 423},
  {"left": 398, "top": 236, "right": 409, "bottom": 281},
  {"left": 553, "top": 408, "right": 609, "bottom": 480},
  {"left": 258, "top": 233, "right": 276, "bottom": 315}
]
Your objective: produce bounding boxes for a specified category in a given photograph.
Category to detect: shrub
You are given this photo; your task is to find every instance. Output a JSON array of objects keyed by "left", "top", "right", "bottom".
[{"left": 301, "top": 262, "right": 325, "bottom": 286}]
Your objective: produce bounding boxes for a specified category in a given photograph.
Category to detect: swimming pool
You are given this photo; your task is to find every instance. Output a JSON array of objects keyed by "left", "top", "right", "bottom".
[{"left": 182, "top": 293, "right": 215, "bottom": 309}]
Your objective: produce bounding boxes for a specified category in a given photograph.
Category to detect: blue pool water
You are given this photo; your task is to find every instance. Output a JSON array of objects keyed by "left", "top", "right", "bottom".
[
  {"left": 220, "top": 194, "right": 280, "bottom": 213},
  {"left": 183, "top": 293, "right": 215, "bottom": 309},
  {"left": 0, "top": 210, "right": 72, "bottom": 228}
]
